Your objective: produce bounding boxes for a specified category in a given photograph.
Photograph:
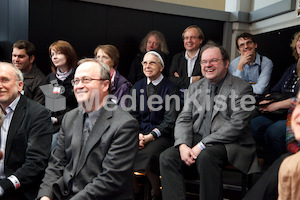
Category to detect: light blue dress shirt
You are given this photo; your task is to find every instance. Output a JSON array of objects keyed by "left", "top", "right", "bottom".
[{"left": 229, "top": 52, "right": 273, "bottom": 95}]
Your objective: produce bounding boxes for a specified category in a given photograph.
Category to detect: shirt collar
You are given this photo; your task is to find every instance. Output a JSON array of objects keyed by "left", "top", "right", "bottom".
[
  {"left": 147, "top": 74, "right": 164, "bottom": 86},
  {"left": 82, "top": 106, "right": 103, "bottom": 127},
  {"left": 185, "top": 49, "right": 200, "bottom": 60},
  {"left": 2, "top": 94, "right": 21, "bottom": 115},
  {"left": 252, "top": 52, "right": 261, "bottom": 65}
]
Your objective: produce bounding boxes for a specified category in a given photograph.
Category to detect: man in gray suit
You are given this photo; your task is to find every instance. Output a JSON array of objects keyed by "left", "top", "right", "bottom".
[
  {"left": 160, "top": 42, "right": 260, "bottom": 200},
  {"left": 37, "top": 58, "right": 139, "bottom": 200}
]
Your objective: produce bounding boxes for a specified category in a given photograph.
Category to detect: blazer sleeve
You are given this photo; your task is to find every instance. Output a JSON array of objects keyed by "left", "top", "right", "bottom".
[
  {"left": 168, "top": 53, "right": 190, "bottom": 89},
  {"left": 37, "top": 116, "right": 69, "bottom": 200}
]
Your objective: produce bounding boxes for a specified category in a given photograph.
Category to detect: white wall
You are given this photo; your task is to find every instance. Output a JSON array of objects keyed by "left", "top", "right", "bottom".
[{"left": 252, "top": 0, "right": 282, "bottom": 10}]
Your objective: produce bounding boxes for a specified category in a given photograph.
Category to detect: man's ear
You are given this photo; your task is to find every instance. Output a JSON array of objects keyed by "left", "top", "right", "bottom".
[
  {"left": 17, "top": 81, "right": 24, "bottom": 93},
  {"left": 29, "top": 55, "right": 35, "bottom": 64}
]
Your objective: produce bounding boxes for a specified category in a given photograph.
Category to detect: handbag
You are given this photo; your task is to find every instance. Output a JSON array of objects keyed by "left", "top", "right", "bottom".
[{"left": 256, "top": 92, "right": 292, "bottom": 120}]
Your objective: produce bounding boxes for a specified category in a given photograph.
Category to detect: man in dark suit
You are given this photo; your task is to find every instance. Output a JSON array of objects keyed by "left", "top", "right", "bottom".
[
  {"left": 168, "top": 25, "right": 204, "bottom": 90},
  {"left": 0, "top": 62, "right": 52, "bottom": 200},
  {"left": 160, "top": 42, "right": 261, "bottom": 200},
  {"left": 37, "top": 58, "right": 139, "bottom": 200}
]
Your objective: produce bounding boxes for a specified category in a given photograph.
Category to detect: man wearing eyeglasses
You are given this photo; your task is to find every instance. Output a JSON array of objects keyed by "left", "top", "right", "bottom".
[
  {"left": 229, "top": 32, "right": 273, "bottom": 95},
  {"left": 169, "top": 25, "right": 204, "bottom": 91},
  {"left": 0, "top": 62, "right": 52, "bottom": 200},
  {"left": 37, "top": 58, "right": 139, "bottom": 200},
  {"left": 160, "top": 41, "right": 260, "bottom": 200}
]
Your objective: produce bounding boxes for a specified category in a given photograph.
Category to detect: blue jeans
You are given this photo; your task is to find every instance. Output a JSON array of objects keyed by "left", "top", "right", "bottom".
[{"left": 251, "top": 115, "right": 286, "bottom": 163}]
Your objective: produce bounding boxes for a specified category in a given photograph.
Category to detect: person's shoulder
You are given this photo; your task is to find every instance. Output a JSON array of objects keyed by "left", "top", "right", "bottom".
[
  {"left": 230, "top": 56, "right": 241, "bottom": 64},
  {"left": 110, "top": 104, "right": 137, "bottom": 122},
  {"left": 33, "top": 65, "right": 46, "bottom": 78},
  {"left": 172, "top": 51, "right": 185, "bottom": 59},
  {"left": 133, "top": 78, "right": 146, "bottom": 88},
  {"left": 22, "top": 95, "right": 50, "bottom": 115},
  {"left": 281, "top": 152, "right": 300, "bottom": 172}
]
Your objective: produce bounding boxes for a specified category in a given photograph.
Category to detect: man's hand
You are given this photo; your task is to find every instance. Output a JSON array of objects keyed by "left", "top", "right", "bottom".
[
  {"left": 138, "top": 133, "right": 154, "bottom": 149},
  {"left": 191, "top": 76, "right": 201, "bottom": 83},
  {"left": 179, "top": 144, "right": 197, "bottom": 166},
  {"left": 174, "top": 72, "right": 180, "bottom": 77},
  {"left": 191, "top": 144, "right": 201, "bottom": 157},
  {"left": 237, "top": 52, "right": 253, "bottom": 71},
  {"left": 259, "top": 102, "right": 279, "bottom": 112}
]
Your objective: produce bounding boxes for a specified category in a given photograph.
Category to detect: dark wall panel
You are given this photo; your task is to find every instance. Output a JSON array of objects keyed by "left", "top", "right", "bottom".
[
  {"left": 255, "top": 25, "right": 300, "bottom": 88},
  {"left": 28, "top": 0, "right": 224, "bottom": 78}
]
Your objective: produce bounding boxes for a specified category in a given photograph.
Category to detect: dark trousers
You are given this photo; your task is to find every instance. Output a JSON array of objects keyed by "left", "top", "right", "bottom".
[
  {"left": 243, "top": 152, "right": 292, "bottom": 200},
  {"left": 160, "top": 143, "right": 228, "bottom": 200}
]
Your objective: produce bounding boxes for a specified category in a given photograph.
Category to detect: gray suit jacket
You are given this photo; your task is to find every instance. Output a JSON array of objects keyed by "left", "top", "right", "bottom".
[
  {"left": 37, "top": 102, "right": 139, "bottom": 200},
  {"left": 174, "top": 73, "right": 260, "bottom": 174}
]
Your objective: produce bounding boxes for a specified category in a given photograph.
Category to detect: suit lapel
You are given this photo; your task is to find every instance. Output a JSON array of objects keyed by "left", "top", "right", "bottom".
[
  {"left": 71, "top": 109, "right": 84, "bottom": 172},
  {"left": 75, "top": 108, "right": 111, "bottom": 174},
  {"left": 5, "top": 95, "right": 26, "bottom": 162}
]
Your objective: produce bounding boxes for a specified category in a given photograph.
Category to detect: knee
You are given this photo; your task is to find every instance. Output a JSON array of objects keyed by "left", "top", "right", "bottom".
[
  {"left": 160, "top": 147, "right": 178, "bottom": 167},
  {"left": 197, "top": 149, "right": 211, "bottom": 164}
]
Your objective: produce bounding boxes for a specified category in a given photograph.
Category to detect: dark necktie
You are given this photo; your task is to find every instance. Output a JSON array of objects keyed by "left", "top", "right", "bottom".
[
  {"left": 206, "top": 85, "right": 217, "bottom": 135},
  {"left": 148, "top": 82, "right": 156, "bottom": 97},
  {"left": 82, "top": 113, "right": 91, "bottom": 147}
]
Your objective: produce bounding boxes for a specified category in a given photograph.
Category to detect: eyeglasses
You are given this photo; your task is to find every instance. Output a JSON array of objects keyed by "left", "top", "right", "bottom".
[
  {"left": 238, "top": 41, "right": 254, "bottom": 49},
  {"left": 183, "top": 36, "right": 199, "bottom": 41},
  {"left": 141, "top": 61, "right": 161, "bottom": 67},
  {"left": 72, "top": 77, "right": 107, "bottom": 86},
  {"left": 200, "top": 58, "right": 223, "bottom": 65}
]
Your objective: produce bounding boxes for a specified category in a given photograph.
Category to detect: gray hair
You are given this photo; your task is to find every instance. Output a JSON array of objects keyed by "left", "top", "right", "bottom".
[
  {"left": 0, "top": 62, "right": 24, "bottom": 82},
  {"left": 77, "top": 58, "right": 111, "bottom": 92}
]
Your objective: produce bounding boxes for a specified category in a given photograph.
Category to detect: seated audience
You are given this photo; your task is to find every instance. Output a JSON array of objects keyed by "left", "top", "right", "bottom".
[
  {"left": 37, "top": 58, "right": 139, "bottom": 200},
  {"left": 229, "top": 32, "right": 273, "bottom": 95},
  {"left": 128, "top": 49, "right": 180, "bottom": 199},
  {"left": 12, "top": 40, "right": 46, "bottom": 104},
  {"left": 0, "top": 62, "right": 52, "bottom": 200},
  {"left": 160, "top": 41, "right": 260, "bottom": 200},
  {"left": 278, "top": 91, "right": 300, "bottom": 200},
  {"left": 94, "top": 44, "right": 131, "bottom": 105},
  {"left": 252, "top": 31, "right": 300, "bottom": 163},
  {"left": 128, "top": 30, "right": 169, "bottom": 84}
]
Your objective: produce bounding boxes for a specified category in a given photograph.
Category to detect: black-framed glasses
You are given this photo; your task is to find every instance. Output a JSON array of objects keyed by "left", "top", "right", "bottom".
[
  {"left": 200, "top": 58, "right": 223, "bottom": 65},
  {"left": 71, "top": 77, "right": 108, "bottom": 86}
]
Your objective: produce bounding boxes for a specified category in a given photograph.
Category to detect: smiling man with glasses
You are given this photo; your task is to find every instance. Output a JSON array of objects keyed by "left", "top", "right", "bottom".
[
  {"left": 38, "top": 58, "right": 139, "bottom": 200},
  {"left": 169, "top": 25, "right": 204, "bottom": 90},
  {"left": 160, "top": 41, "right": 260, "bottom": 200},
  {"left": 229, "top": 32, "right": 273, "bottom": 95}
]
